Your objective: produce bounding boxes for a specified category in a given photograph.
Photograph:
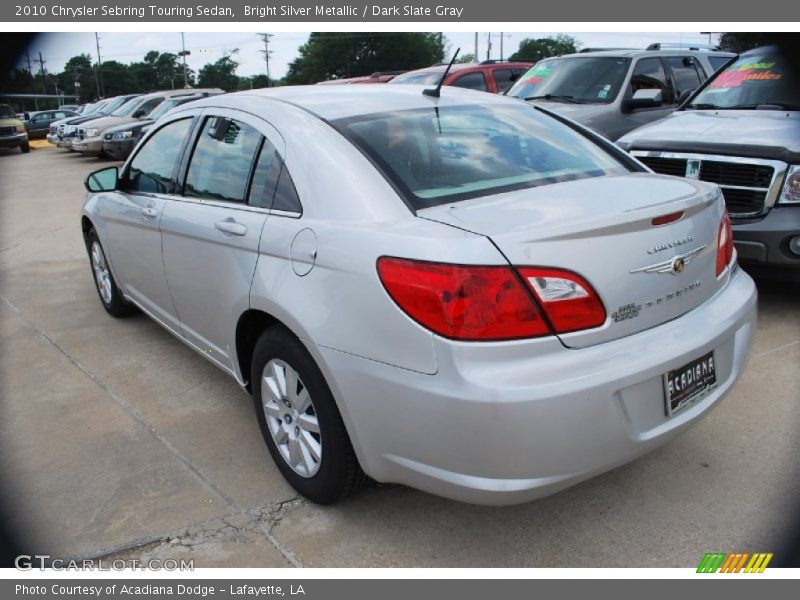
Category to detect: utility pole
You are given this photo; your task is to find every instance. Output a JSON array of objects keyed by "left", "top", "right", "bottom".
[
  {"left": 486, "top": 33, "right": 492, "bottom": 61},
  {"left": 34, "top": 52, "right": 47, "bottom": 94},
  {"left": 258, "top": 33, "right": 273, "bottom": 87},
  {"left": 25, "top": 52, "right": 33, "bottom": 75},
  {"left": 94, "top": 32, "right": 104, "bottom": 98},
  {"left": 178, "top": 33, "right": 191, "bottom": 88},
  {"left": 499, "top": 33, "right": 512, "bottom": 61},
  {"left": 474, "top": 33, "right": 478, "bottom": 61}
]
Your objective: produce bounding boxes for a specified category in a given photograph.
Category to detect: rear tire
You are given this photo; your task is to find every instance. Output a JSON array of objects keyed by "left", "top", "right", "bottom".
[
  {"left": 87, "top": 229, "right": 137, "bottom": 318},
  {"left": 251, "top": 326, "right": 367, "bottom": 504},
  {"left": 20, "top": 142, "right": 30, "bottom": 154}
]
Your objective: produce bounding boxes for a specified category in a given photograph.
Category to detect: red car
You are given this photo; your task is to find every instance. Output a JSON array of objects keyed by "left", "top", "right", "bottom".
[{"left": 389, "top": 60, "right": 533, "bottom": 93}]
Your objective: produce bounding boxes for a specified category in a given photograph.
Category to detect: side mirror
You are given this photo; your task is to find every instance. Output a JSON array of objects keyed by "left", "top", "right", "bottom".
[
  {"left": 85, "top": 166, "right": 118, "bottom": 193},
  {"left": 623, "top": 88, "right": 663, "bottom": 111},
  {"left": 677, "top": 88, "right": 696, "bottom": 105}
]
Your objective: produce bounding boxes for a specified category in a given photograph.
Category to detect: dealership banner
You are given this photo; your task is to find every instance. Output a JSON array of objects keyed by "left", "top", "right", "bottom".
[
  {"left": 4, "top": 0, "right": 800, "bottom": 22},
  {"left": 4, "top": 579, "right": 800, "bottom": 599}
]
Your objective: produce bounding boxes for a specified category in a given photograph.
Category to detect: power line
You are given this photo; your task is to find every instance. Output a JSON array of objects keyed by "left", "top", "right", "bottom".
[
  {"left": 33, "top": 52, "right": 47, "bottom": 93},
  {"left": 94, "top": 32, "right": 103, "bottom": 97},
  {"left": 258, "top": 33, "right": 273, "bottom": 86}
]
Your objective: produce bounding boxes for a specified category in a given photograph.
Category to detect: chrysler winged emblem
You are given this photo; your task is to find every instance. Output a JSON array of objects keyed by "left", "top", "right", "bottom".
[{"left": 630, "top": 245, "right": 706, "bottom": 276}]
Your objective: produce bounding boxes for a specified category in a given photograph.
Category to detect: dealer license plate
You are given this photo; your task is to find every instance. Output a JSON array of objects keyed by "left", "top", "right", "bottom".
[{"left": 664, "top": 351, "right": 717, "bottom": 416}]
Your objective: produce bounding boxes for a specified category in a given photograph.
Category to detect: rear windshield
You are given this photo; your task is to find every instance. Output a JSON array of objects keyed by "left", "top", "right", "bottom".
[
  {"left": 688, "top": 50, "right": 799, "bottom": 110},
  {"left": 337, "top": 103, "right": 629, "bottom": 209},
  {"left": 507, "top": 57, "right": 631, "bottom": 104}
]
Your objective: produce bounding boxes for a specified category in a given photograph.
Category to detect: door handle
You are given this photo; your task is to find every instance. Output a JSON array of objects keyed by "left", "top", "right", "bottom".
[
  {"left": 214, "top": 219, "right": 247, "bottom": 236},
  {"left": 141, "top": 207, "right": 158, "bottom": 218}
]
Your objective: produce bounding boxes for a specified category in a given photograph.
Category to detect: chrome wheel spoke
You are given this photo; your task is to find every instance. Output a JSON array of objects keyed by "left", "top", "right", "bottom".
[
  {"left": 295, "top": 388, "right": 311, "bottom": 413},
  {"left": 300, "top": 430, "right": 322, "bottom": 462},
  {"left": 285, "top": 367, "right": 299, "bottom": 405},
  {"left": 262, "top": 401, "right": 282, "bottom": 420},
  {"left": 272, "top": 426, "right": 289, "bottom": 446},
  {"left": 298, "top": 413, "right": 320, "bottom": 434},
  {"left": 288, "top": 437, "right": 303, "bottom": 471}
]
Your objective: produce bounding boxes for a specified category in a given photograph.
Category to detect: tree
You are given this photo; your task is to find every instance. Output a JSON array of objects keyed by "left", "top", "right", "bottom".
[
  {"left": 198, "top": 51, "right": 240, "bottom": 91},
  {"left": 285, "top": 32, "right": 445, "bottom": 84},
  {"left": 456, "top": 53, "right": 476, "bottom": 64},
  {"left": 509, "top": 35, "right": 579, "bottom": 62},
  {"left": 98, "top": 60, "right": 138, "bottom": 96},
  {"left": 718, "top": 33, "right": 789, "bottom": 53},
  {"left": 56, "top": 54, "right": 96, "bottom": 102}
]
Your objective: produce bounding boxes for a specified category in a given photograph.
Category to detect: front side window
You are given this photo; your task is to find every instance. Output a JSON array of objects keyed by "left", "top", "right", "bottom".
[
  {"left": 630, "top": 58, "right": 675, "bottom": 104},
  {"left": 124, "top": 118, "right": 193, "bottom": 194},
  {"left": 452, "top": 72, "right": 488, "bottom": 91},
  {"left": 665, "top": 57, "right": 704, "bottom": 97},
  {"left": 339, "top": 104, "right": 629, "bottom": 209},
  {"left": 184, "top": 117, "right": 262, "bottom": 204},
  {"left": 507, "top": 57, "right": 631, "bottom": 104}
]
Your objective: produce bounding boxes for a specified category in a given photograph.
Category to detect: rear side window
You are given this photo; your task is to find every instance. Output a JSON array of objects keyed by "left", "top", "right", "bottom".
[
  {"left": 339, "top": 104, "right": 629, "bottom": 209},
  {"left": 451, "top": 72, "right": 488, "bottom": 91},
  {"left": 665, "top": 57, "right": 704, "bottom": 97},
  {"left": 247, "top": 139, "right": 280, "bottom": 208},
  {"left": 125, "top": 118, "right": 193, "bottom": 194},
  {"left": 630, "top": 57, "right": 675, "bottom": 104},
  {"left": 272, "top": 162, "right": 302, "bottom": 214},
  {"left": 184, "top": 117, "right": 262, "bottom": 204}
]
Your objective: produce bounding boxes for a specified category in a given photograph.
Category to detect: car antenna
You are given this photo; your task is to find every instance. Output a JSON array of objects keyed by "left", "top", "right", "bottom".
[{"left": 423, "top": 48, "right": 460, "bottom": 98}]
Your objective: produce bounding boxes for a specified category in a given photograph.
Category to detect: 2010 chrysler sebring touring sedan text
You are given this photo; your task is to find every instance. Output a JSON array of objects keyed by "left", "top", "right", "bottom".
[{"left": 81, "top": 86, "right": 757, "bottom": 505}]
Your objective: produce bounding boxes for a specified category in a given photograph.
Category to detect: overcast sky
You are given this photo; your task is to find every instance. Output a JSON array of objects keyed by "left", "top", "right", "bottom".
[{"left": 23, "top": 31, "right": 720, "bottom": 80}]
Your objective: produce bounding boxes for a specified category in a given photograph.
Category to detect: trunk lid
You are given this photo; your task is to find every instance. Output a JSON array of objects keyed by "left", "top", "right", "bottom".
[{"left": 418, "top": 173, "right": 727, "bottom": 348}]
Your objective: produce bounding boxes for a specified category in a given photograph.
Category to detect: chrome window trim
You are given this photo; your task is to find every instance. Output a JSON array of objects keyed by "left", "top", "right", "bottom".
[{"left": 631, "top": 150, "right": 788, "bottom": 215}]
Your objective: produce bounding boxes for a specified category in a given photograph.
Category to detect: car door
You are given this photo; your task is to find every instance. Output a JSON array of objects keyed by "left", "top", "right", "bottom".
[
  {"left": 159, "top": 109, "right": 283, "bottom": 373},
  {"left": 29, "top": 112, "right": 51, "bottom": 135},
  {"left": 99, "top": 115, "right": 195, "bottom": 331},
  {"left": 611, "top": 57, "right": 677, "bottom": 139}
]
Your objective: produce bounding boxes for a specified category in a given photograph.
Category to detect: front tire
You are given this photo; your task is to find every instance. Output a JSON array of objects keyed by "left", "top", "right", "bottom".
[
  {"left": 20, "top": 142, "right": 30, "bottom": 153},
  {"left": 87, "top": 229, "right": 137, "bottom": 318},
  {"left": 251, "top": 326, "right": 367, "bottom": 504}
]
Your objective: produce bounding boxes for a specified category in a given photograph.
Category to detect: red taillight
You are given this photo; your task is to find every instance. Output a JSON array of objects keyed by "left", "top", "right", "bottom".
[
  {"left": 652, "top": 211, "right": 684, "bottom": 226},
  {"left": 715, "top": 209, "right": 734, "bottom": 276},
  {"left": 376, "top": 257, "right": 550, "bottom": 341},
  {"left": 517, "top": 268, "right": 607, "bottom": 334}
]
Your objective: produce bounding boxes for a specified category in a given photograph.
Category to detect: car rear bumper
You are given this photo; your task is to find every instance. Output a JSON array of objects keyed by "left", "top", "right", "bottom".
[
  {"left": 733, "top": 206, "right": 800, "bottom": 272},
  {"left": 102, "top": 139, "right": 135, "bottom": 160},
  {"left": 317, "top": 267, "right": 757, "bottom": 505}
]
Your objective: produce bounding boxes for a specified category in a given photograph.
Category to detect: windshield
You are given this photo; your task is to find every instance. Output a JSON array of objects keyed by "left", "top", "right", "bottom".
[
  {"left": 688, "top": 49, "right": 799, "bottom": 110},
  {"left": 146, "top": 98, "right": 188, "bottom": 121},
  {"left": 102, "top": 96, "right": 135, "bottom": 115},
  {"left": 0, "top": 105, "right": 15, "bottom": 119},
  {"left": 389, "top": 70, "right": 445, "bottom": 85},
  {"left": 110, "top": 96, "right": 150, "bottom": 117},
  {"left": 337, "top": 103, "right": 629, "bottom": 209},
  {"left": 507, "top": 57, "right": 631, "bottom": 104}
]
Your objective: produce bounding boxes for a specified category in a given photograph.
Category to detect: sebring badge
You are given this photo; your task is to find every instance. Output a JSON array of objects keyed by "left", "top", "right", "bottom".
[{"left": 630, "top": 245, "right": 706, "bottom": 276}]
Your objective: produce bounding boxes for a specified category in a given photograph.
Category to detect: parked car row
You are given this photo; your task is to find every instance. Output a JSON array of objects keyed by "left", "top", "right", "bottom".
[{"left": 46, "top": 88, "right": 223, "bottom": 159}]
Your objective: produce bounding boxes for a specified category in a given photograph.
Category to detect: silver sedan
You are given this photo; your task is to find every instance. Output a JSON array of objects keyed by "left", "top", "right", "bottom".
[{"left": 81, "top": 85, "right": 757, "bottom": 505}]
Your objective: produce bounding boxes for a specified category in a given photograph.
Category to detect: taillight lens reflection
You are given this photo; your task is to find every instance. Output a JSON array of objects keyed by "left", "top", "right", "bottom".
[
  {"left": 715, "top": 210, "right": 734, "bottom": 277},
  {"left": 518, "top": 268, "right": 607, "bottom": 334},
  {"left": 377, "top": 257, "right": 550, "bottom": 341}
]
